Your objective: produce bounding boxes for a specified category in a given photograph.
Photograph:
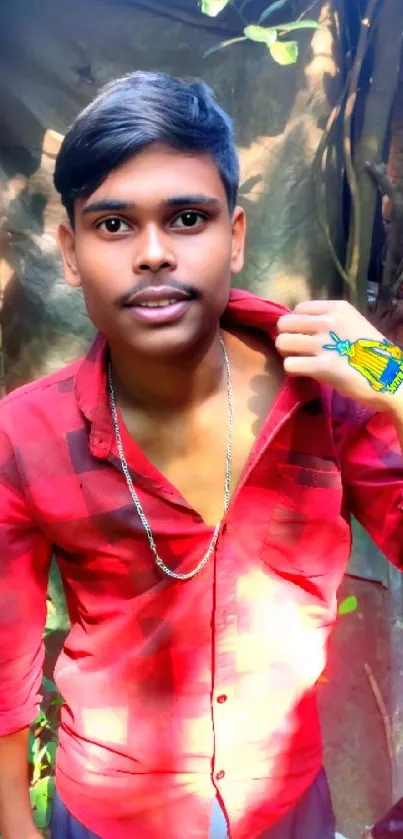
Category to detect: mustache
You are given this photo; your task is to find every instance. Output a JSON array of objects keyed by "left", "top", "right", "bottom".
[{"left": 115, "top": 277, "right": 201, "bottom": 308}]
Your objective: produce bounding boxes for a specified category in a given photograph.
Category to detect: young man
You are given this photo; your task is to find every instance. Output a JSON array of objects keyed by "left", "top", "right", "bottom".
[{"left": 0, "top": 71, "right": 401, "bottom": 839}]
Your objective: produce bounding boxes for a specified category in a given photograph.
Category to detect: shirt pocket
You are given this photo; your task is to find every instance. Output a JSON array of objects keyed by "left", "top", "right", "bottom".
[{"left": 261, "top": 462, "right": 345, "bottom": 579}]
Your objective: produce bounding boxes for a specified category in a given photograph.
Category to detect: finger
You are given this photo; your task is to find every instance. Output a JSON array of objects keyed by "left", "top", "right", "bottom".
[
  {"left": 277, "top": 313, "right": 336, "bottom": 335},
  {"left": 275, "top": 332, "right": 325, "bottom": 356},
  {"left": 293, "top": 300, "right": 337, "bottom": 315},
  {"left": 283, "top": 355, "right": 326, "bottom": 378}
]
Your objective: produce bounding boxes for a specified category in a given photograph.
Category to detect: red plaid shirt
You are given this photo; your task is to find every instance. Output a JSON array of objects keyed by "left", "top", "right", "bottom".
[{"left": 0, "top": 290, "right": 402, "bottom": 839}]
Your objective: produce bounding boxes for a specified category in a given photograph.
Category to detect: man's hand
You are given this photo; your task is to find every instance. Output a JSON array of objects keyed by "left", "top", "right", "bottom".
[
  {"left": 0, "top": 729, "right": 45, "bottom": 839},
  {"left": 2, "top": 827, "right": 43, "bottom": 839},
  {"left": 276, "top": 299, "right": 403, "bottom": 415},
  {"left": 2, "top": 824, "right": 44, "bottom": 839}
]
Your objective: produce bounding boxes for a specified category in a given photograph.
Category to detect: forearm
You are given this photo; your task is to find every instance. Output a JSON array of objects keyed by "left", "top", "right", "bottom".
[{"left": 0, "top": 728, "right": 38, "bottom": 839}]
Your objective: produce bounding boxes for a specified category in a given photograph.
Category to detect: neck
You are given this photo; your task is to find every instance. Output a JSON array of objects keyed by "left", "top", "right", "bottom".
[{"left": 108, "top": 328, "right": 226, "bottom": 414}]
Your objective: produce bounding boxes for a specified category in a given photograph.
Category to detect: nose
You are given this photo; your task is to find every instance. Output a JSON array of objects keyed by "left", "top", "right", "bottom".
[{"left": 133, "top": 225, "right": 177, "bottom": 274}]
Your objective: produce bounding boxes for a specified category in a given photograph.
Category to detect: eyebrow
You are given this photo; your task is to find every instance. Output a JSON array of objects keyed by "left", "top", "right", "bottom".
[{"left": 81, "top": 195, "right": 222, "bottom": 215}]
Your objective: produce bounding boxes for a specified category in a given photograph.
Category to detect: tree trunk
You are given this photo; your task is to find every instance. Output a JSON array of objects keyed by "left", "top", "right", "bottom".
[
  {"left": 348, "top": 0, "right": 403, "bottom": 310},
  {"left": 377, "top": 55, "right": 403, "bottom": 342}
]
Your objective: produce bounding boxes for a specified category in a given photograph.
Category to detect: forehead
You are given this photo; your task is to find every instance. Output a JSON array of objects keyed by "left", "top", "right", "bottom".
[{"left": 82, "top": 144, "right": 227, "bottom": 206}]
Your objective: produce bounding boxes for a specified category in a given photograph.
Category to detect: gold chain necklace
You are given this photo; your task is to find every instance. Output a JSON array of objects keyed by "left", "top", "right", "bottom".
[{"left": 108, "top": 336, "right": 233, "bottom": 581}]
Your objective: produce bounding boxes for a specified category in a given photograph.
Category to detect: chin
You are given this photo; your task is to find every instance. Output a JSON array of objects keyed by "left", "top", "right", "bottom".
[
  {"left": 134, "top": 330, "right": 210, "bottom": 359},
  {"left": 121, "top": 320, "right": 217, "bottom": 360}
]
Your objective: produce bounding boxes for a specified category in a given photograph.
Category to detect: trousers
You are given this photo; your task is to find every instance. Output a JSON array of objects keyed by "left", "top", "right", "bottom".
[{"left": 50, "top": 768, "right": 336, "bottom": 839}]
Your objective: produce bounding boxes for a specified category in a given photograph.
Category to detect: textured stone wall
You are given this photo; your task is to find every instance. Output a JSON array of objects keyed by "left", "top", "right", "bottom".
[
  {"left": 2, "top": 3, "right": 392, "bottom": 836},
  {"left": 0, "top": 0, "right": 344, "bottom": 388}
]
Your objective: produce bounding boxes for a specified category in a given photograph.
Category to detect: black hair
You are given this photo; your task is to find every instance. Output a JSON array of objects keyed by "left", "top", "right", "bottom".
[{"left": 54, "top": 71, "right": 239, "bottom": 225}]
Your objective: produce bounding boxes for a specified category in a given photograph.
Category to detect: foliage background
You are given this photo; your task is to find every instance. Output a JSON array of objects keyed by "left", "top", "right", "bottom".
[{"left": 0, "top": 0, "right": 400, "bottom": 835}]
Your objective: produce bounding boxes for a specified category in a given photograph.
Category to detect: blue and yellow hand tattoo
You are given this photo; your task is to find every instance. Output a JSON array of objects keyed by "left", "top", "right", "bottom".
[{"left": 323, "top": 332, "right": 403, "bottom": 394}]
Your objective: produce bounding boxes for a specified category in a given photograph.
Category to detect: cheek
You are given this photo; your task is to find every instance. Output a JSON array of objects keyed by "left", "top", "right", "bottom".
[
  {"left": 76, "top": 240, "right": 129, "bottom": 296},
  {"left": 205, "top": 249, "right": 233, "bottom": 299},
  {"left": 76, "top": 240, "right": 105, "bottom": 278},
  {"left": 190, "top": 231, "right": 233, "bottom": 281}
]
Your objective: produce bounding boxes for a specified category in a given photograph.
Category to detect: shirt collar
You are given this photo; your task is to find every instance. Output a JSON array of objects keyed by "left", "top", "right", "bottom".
[{"left": 75, "top": 289, "right": 320, "bottom": 458}]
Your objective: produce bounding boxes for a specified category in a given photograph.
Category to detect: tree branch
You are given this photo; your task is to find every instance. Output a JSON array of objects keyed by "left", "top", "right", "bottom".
[
  {"left": 366, "top": 160, "right": 403, "bottom": 302},
  {"left": 364, "top": 662, "right": 393, "bottom": 768}
]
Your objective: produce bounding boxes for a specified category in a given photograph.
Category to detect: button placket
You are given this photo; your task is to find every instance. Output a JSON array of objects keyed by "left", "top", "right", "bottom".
[{"left": 213, "top": 543, "right": 236, "bottom": 795}]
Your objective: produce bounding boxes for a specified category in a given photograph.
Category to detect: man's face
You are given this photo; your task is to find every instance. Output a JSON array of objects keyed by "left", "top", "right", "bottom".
[{"left": 58, "top": 144, "right": 245, "bottom": 357}]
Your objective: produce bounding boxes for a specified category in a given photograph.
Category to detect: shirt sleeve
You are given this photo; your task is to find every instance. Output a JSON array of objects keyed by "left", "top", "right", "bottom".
[
  {"left": 0, "top": 416, "right": 52, "bottom": 735},
  {"left": 332, "top": 391, "right": 403, "bottom": 568}
]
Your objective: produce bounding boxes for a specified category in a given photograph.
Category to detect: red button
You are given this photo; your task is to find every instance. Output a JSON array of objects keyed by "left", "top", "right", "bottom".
[
  {"left": 216, "top": 770, "right": 225, "bottom": 780},
  {"left": 217, "top": 694, "right": 227, "bottom": 704}
]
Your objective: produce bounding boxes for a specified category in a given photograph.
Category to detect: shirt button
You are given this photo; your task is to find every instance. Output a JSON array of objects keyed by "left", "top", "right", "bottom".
[
  {"left": 217, "top": 694, "right": 227, "bottom": 704},
  {"left": 216, "top": 770, "right": 225, "bottom": 780}
]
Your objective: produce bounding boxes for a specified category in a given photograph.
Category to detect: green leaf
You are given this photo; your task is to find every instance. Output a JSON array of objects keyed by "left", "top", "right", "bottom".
[
  {"left": 259, "top": 0, "right": 289, "bottom": 24},
  {"left": 28, "top": 730, "right": 41, "bottom": 764},
  {"left": 276, "top": 19, "right": 323, "bottom": 32},
  {"left": 44, "top": 740, "right": 57, "bottom": 765},
  {"left": 50, "top": 694, "right": 64, "bottom": 707},
  {"left": 244, "top": 25, "right": 277, "bottom": 46},
  {"left": 32, "top": 745, "right": 47, "bottom": 784},
  {"left": 199, "top": 0, "right": 230, "bottom": 16},
  {"left": 37, "top": 744, "right": 48, "bottom": 763},
  {"left": 31, "top": 776, "right": 55, "bottom": 828},
  {"left": 204, "top": 36, "right": 247, "bottom": 58},
  {"left": 31, "top": 775, "right": 54, "bottom": 797},
  {"left": 269, "top": 39, "right": 298, "bottom": 64},
  {"left": 33, "top": 809, "right": 48, "bottom": 829},
  {"left": 42, "top": 676, "right": 58, "bottom": 694},
  {"left": 36, "top": 793, "right": 48, "bottom": 813},
  {"left": 338, "top": 595, "right": 358, "bottom": 615},
  {"left": 30, "top": 778, "right": 49, "bottom": 808}
]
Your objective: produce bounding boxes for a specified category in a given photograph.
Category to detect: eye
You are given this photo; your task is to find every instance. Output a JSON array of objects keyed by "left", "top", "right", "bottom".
[
  {"left": 97, "top": 217, "right": 131, "bottom": 234},
  {"left": 171, "top": 211, "right": 206, "bottom": 229}
]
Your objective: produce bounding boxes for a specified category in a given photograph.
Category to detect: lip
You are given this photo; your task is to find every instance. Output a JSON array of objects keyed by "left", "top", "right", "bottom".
[
  {"left": 124, "top": 286, "right": 192, "bottom": 306},
  {"left": 123, "top": 298, "right": 193, "bottom": 325}
]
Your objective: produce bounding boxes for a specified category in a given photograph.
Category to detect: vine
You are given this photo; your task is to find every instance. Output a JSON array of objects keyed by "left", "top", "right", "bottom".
[{"left": 200, "top": 0, "right": 322, "bottom": 64}]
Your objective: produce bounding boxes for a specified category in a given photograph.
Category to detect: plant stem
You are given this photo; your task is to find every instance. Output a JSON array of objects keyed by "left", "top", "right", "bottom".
[{"left": 344, "top": 0, "right": 379, "bottom": 307}]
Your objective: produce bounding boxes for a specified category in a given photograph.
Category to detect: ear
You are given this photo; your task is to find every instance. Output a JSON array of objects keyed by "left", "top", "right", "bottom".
[
  {"left": 230, "top": 205, "right": 246, "bottom": 275},
  {"left": 57, "top": 222, "right": 82, "bottom": 288}
]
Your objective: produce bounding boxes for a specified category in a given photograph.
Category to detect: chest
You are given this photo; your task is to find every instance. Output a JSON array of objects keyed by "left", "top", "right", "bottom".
[
  {"left": 121, "top": 360, "right": 283, "bottom": 527},
  {"left": 47, "top": 395, "right": 345, "bottom": 608}
]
